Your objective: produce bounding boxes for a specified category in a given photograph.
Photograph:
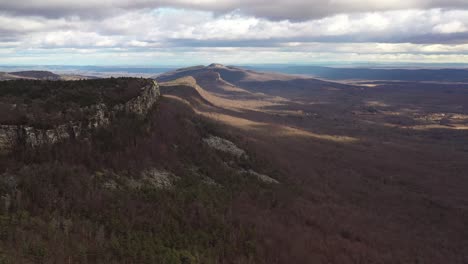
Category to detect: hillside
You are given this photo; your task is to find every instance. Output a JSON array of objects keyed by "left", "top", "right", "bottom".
[
  {"left": 9, "top": 71, "right": 61, "bottom": 80},
  {"left": 246, "top": 65, "right": 468, "bottom": 82},
  {"left": 0, "top": 67, "right": 467, "bottom": 263},
  {"left": 157, "top": 63, "right": 356, "bottom": 101},
  {"left": 0, "top": 70, "right": 97, "bottom": 81},
  {"left": 0, "top": 75, "right": 288, "bottom": 263},
  {"left": 0, "top": 78, "right": 159, "bottom": 152},
  {"left": 158, "top": 64, "right": 468, "bottom": 263}
]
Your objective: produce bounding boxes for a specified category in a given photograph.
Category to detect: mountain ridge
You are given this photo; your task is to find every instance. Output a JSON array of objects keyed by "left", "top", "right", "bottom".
[{"left": 0, "top": 65, "right": 467, "bottom": 263}]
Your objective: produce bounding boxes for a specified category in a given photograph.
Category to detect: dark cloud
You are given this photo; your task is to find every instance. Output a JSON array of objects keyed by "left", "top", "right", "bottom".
[
  {"left": 0, "top": 0, "right": 467, "bottom": 20},
  {"left": 397, "top": 32, "right": 468, "bottom": 45},
  {"left": 230, "top": 0, "right": 468, "bottom": 21}
]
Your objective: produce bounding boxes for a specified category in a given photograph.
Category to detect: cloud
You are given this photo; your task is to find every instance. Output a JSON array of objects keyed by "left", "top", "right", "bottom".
[
  {"left": 433, "top": 21, "right": 468, "bottom": 34},
  {"left": 0, "top": 1, "right": 467, "bottom": 64},
  {"left": 2, "top": 8, "right": 468, "bottom": 48},
  {"left": 1, "top": 0, "right": 468, "bottom": 20},
  {"left": 3, "top": 47, "right": 468, "bottom": 66}
]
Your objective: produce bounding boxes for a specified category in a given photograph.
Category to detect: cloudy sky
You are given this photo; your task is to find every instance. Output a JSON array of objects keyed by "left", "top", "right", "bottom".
[{"left": 1, "top": 0, "right": 468, "bottom": 65}]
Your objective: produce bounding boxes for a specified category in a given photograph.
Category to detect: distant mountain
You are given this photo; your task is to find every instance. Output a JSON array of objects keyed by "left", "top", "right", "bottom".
[
  {"left": 9, "top": 70, "right": 61, "bottom": 80},
  {"left": 158, "top": 63, "right": 295, "bottom": 83},
  {"left": 0, "top": 65, "right": 177, "bottom": 78},
  {"left": 0, "top": 70, "right": 98, "bottom": 81},
  {"left": 157, "top": 63, "right": 355, "bottom": 101},
  {"left": 245, "top": 65, "right": 468, "bottom": 82}
]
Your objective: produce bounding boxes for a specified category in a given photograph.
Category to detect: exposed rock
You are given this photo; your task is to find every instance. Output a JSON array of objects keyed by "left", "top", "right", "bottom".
[
  {"left": 201, "top": 177, "right": 219, "bottom": 186},
  {"left": 203, "top": 135, "right": 246, "bottom": 158},
  {"left": 124, "top": 81, "right": 161, "bottom": 115},
  {"left": 0, "top": 126, "right": 17, "bottom": 152},
  {"left": 241, "top": 169, "right": 280, "bottom": 184},
  {"left": 208, "top": 63, "right": 226, "bottom": 68},
  {"left": 87, "top": 103, "right": 110, "bottom": 129},
  {"left": 102, "top": 179, "right": 118, "bottom": 190},
  {"left": 188, "top": 166, "right": 220, "bottom": 187},
  {"left": 0, "top": 123, "right": 78, "bottom": 151},
  {"left": 0, "top": 80, "right": 160, "bottom": 152},
  {"left": 0, "top": 173, "right": 18, "bottom": 212},
  {"left": 127, "top": 169, "right": 179, "bottom": 190}
]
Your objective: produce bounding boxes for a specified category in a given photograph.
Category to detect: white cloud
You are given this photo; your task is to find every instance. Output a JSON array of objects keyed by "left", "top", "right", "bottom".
[
  {"left": 3, "top": 47, "right": 468, "bottom": 66},
  {"left": 433, "top": 21, "right": 467, "bottom": 34},
  {"left": 0, "top": 2, "right": 468, "bottom": 64}
]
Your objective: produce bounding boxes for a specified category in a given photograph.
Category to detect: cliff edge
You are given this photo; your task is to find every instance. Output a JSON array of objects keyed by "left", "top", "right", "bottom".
[{"left": 0, "top": 78, "right": 160, "bottom": 152}]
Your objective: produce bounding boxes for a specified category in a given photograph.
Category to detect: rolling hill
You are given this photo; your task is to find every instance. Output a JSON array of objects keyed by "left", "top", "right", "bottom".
[
  {"left": 157, "top": 64, "right": 468, "bottom": 263},
  {"left": 246, "top": 65, "right": 468, "bottom": 82},
  {"left": 0, "top": 70, "right": 97, "bottom": 81}
]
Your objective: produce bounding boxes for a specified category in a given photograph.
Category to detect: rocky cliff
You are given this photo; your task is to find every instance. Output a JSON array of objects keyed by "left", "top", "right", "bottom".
[{"left": 0, "top": 80, "right": 160, "bottom": 153}]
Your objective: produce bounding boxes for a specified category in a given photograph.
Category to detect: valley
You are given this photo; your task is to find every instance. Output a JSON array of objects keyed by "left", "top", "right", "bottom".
[{"left": 159, "top": 64, "right": 468, "bottom": 263}]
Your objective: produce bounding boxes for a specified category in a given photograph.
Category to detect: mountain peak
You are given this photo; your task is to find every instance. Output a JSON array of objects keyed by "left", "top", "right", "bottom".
[{"left": 208, "top": 63, "right": 225, "bottom": 68}]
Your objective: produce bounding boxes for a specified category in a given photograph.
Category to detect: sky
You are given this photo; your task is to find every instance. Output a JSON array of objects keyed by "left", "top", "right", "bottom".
[{"left": 1, "top": 0, "right": 468, "bottom": 66}]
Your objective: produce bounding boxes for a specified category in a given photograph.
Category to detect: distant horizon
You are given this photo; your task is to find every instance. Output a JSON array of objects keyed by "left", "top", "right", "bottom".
[
  {"left": 2, "top": 62, "right": 468, "bottom": 83},
  {"left": 1, "top": 62, "right": 468, "bottom": 69}
]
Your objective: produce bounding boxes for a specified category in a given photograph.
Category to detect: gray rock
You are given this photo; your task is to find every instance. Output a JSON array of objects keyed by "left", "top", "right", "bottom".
[
  {"left": 127, "top": 168, "right": 179, "bottom": 190},
  {"left": 0, "top": 80, "right": 160, "bottom": 152},
  {"left": 203, "top": 135, "right": 247, "bottom": 158},
  {"left": 240, "top": 169, "right": 280, "bottom": 184}
]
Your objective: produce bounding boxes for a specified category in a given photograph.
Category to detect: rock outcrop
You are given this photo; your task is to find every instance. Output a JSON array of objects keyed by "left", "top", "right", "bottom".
[
  {"left": 100, "top": 168, "right": 179, "bottom": 191},
  {"left": 203, "top": 135, "right": 247, "bottom": 158},
  {"left": 0, "top": 80, "right": 160, "bottom": 153},
  {"left": 241, "top": 169, "right": 280, "bottom": 184}
]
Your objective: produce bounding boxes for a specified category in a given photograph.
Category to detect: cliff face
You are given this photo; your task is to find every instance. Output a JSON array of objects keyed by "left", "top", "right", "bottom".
[
  {"left": 0, "top": 80, "right": 160, "bottom": 152},
  {"left": 113, "top": 80, "right": 161, "bottom": 115}
]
